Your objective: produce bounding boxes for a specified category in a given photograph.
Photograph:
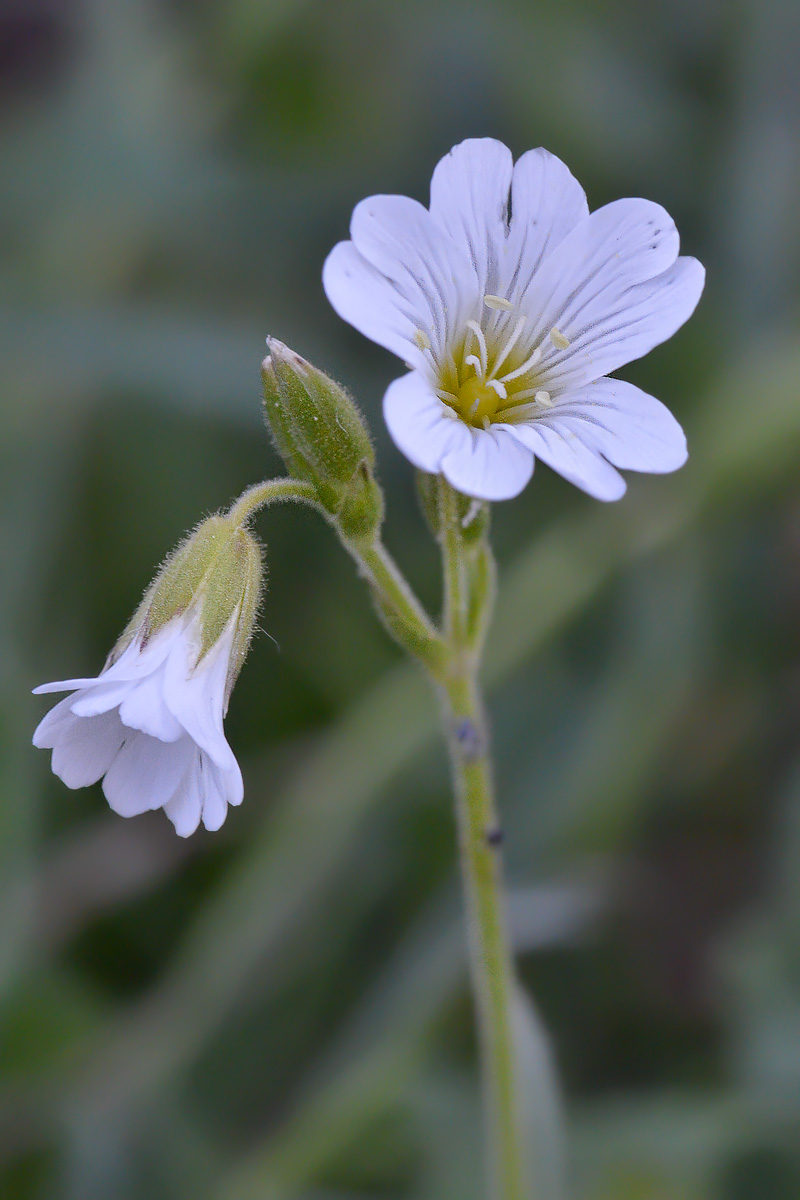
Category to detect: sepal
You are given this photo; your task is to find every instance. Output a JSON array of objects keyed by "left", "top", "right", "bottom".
[{"left": 112, "top": 515, "right": 263, "bottom": 694}]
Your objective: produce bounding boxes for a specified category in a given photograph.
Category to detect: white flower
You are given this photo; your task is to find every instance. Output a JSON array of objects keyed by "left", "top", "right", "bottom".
[
  {"left": 323, "top": 138, "right": 705, "bottom": 501},
  {"left": 33, "top": 613, "right": 243, "bottom": 837}
]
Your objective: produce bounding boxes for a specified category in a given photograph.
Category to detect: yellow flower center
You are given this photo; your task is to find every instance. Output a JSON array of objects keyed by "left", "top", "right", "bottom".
[
  {"left": 424, "top": 297, "right": 569, "bottom": 430},
  {"left": 453, "top": 374, "right": 502, "bottom": 425}
]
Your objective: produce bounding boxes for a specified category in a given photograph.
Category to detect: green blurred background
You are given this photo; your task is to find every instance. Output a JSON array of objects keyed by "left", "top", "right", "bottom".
[{"left": 2, "top": 0, "right": 800, "bottom": 1197}]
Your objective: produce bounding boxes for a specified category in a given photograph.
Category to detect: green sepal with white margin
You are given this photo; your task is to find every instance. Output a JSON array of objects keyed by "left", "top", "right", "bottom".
[
  {"left": 110, "top": 514, "right": 263, "bottom": 698},
  {"left": 262, "top": 339, "right": 383, "bottom": 538},
  {"left": 416, "top": 470, "right": 490, "bottom": 548}
]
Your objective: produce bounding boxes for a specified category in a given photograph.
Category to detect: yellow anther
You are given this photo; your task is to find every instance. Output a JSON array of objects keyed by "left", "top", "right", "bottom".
[
  {"left": 483, "top": 294, "right": 513, "bottom": 311},
  {"left": 414, "top": 329, "right": 431, "bottom": 351},
  {"left": 550, "top": 327, "right": 570, "bottom": 350}
]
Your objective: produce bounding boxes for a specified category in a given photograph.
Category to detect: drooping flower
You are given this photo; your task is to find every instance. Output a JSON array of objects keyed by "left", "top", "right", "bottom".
[
  {"left": 33, "top": 516, "right": 262, "bottom": 837},
  {"left": 323, "top": 138, "right": 705, "bottom": 501}
]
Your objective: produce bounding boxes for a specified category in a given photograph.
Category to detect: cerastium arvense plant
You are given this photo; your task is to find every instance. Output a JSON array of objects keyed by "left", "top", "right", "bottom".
[{"left": 34, "top": 138, "right": 704, "bottom": 1199}]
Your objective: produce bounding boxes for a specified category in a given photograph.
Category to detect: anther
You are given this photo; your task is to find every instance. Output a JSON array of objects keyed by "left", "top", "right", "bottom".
[
  {"left": 550, "top": 327, "right": 570, "bottom": 350},
  {"left": 534, "top": 389, "right": 552, "bottom": 407},
  {"left": 414, "top": 329, "right": 431, "bottom": 351},
  {"left": 483, "top": 294, "right": 513, "bottom": 311}
]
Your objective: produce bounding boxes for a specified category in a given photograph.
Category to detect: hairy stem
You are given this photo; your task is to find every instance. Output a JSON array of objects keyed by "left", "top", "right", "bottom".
[
  {"left": 339, "top": 533, "right": 447, "bottom": 677},
  {"left": 227, "top": 478, "right": 318, "bottom": 525}
]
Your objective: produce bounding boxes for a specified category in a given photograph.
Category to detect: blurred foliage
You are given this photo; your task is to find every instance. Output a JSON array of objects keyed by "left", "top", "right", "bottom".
[{"left": 1, "top": 0, "right": 800, "bottom": 1197}]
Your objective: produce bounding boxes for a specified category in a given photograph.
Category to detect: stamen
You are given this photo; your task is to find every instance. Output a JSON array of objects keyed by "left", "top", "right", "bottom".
[
  {"left": 534, "top": 389, "right": 552, "bottom": 407},
  {"left": 498, "top": 344, "right": 542, "bottom": 385},
  {"left": 482, "top": 416, "right": 492, "bottom": 431},
  {"left": 487, "top": 379, "right": 507, "bottom": 400},
  {"left": 495, "top": 400, "right": 545, "bottom": 421},
  {"left": 464, "top": 354, "right": 483, "bottom": 373},
  {"left": 550, "top": 326, "right": 570, "bottom": 350},
  {"left": 466, "top": 319, "right": 488, "bottom": 375},
  {"left": 435, "top": 388, "right": 457, "bottom": 402},
  {"left": 414, "top": 329, "right": 431, "bottom": 351},
  {"left": 488, "top": 316, "right": 526, "bottom": 379},
  {"left": 483, "top": 294, "right": 513, "bottom": 311},
  {"left": 503, "top": 384, "right": 547, "bottom": 403},
  {"left": 468, "top": 398, "right": 480, "bottom": 419}
]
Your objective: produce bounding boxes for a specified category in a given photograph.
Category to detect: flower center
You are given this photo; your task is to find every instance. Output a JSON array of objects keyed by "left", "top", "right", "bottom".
[
  {"left": 430, "top": 298, "right": 567, "bottom": 429},
  {"left": 453, "top": 374, "right": 502, "bottom": 425}
]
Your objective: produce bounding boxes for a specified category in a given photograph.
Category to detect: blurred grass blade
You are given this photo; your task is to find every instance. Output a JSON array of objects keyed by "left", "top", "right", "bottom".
[{"left": 512, "top": 983, "right": 566, "bottom": 1200}]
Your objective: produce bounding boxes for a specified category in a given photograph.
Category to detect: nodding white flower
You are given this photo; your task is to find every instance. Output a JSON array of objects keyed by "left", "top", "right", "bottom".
[
  {"left": 323, "top": 138, "right": 705, "bottom": 502},
  {"left": 33, "top": 517, "right": 262, "bottom": 837}
]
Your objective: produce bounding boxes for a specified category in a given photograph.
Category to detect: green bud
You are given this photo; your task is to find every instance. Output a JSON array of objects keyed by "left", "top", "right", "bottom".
[
  {"left": 416, "top": 471, "right": 490, "bottom": 547},
  {"left": 262, "top": 339, "right": 378, "bottom": 521},
  {"left": 113, "top": 514, "right": 263, "bottom": 695}
]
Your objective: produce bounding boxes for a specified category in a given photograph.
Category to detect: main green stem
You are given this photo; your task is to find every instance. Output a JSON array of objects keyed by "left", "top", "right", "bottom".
[
  {"left": 438, "top": 479, "right": 527, "bottom": 1200},
  {"left": 231, "top": 472, "right": 526, "bottom": 1195}
]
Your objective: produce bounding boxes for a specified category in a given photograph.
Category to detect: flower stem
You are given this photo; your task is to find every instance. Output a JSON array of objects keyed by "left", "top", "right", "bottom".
[
  {"left": 437, "top": 477, "right": 527, "bottom": 1200},
  {"left": 227, "top": 478, "right": 318, "bottom": 525},
  {"left": 339, "top": 533, "right": 447, "bottom": 677}
]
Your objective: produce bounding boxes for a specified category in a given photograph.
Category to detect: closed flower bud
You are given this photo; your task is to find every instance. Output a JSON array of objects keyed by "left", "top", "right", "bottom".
[
  {"left": 33, "top": 516, "right": 263, "bottom": 837},
  {"left": 262, "top": 339, "right": 381, "bottom": 533}
]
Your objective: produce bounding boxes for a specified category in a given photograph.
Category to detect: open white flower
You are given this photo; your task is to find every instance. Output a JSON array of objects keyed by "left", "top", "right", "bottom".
[
  {"left": 323, "top": 138, "right": 705, "bottom": 501},
  {"left": 33, "top": 615, "right": 243, "bottom": 837},
  {"left": 33, "top": 515, "right": 262, "bottom": 837}
]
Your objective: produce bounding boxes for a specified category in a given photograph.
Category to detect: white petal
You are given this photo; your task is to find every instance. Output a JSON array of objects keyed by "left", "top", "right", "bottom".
[
  {"left": 102, "top": 731, "right": 194, "bottom": 817},
  {"left": 34, "top": 676, "right": 105, "bottom": 696},
  {"left": 33, "top": 694, "right": 82, "bottom": 748},
  {"left": 383, "top": 372, "right": 472, "bottom": 474},
  {"left": 503, "top": 147, "right": 589, "bottom": 299},
  {"left": 68, "top": 680, "right": 138, "bottom": 717},
  {"left": 429, "top": 138, "right": 513, "bottom": 295},
  {"left": 161, "top": 624, "right": 238, "bottom": 771},
  {"left": 323, "top": 240, "right": 424, "bottom": 363},
  {"left": 200, "top": 759, "right": 238, "bottom": 832},
  {"left": 545, "top": 256, "right": 705, "bottom": 392},
  {"left": 517, "top": 199, "right": 701, "bottom": 387},
  {"left": 49, "top": 709, "right": 127, "bottom": 789},
  {"left": 117, "top": 667, "right": 184, "bottom": 741},
  {"left": 551, "top": 378, "right": 687, "bottom": 473},
  {"left": 441, "top": 426, "right": 535, "bottom": 501},
  {"left": 163, "top": 757, "right": 204, "bottom": 837},
  {"left": 32, "top": 623, "right": 181, "bottom": 698},
  {"left": 507, "top": 420, "right": 627, "bottom": 502},
  {"left": 347, "top": 193, "right": 472, "bottom": 354}
]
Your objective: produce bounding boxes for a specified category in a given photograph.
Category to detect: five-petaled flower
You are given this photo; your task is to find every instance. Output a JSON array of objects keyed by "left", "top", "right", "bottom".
[
  {"left": 33, "top": 515, "right": 262, "bottom": 836},
  {"left": 33, "top": 615, "right": 242, "bottom": 837},
  {"left": 323, "top": 138, "right": 705, "bottom": 501}
]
